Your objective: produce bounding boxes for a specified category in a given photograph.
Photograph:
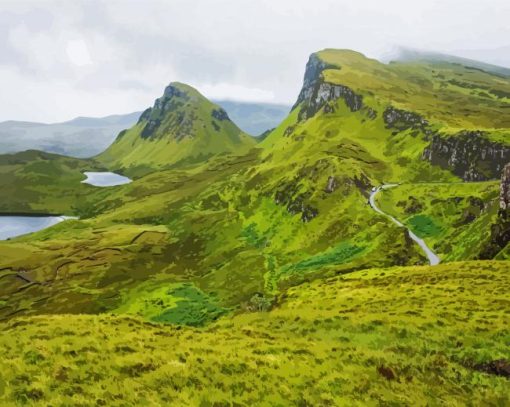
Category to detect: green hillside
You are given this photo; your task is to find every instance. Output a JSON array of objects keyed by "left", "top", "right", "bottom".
[
  {"left": 374, "top": 181, "right": 502, "bottom": 261},
  {"left": 0, "top": 261, "right": 508, "bottom": 405},
  {"left": 0, "top": 150, "right": 103, "bottom": 214},
  {"left": 0, "top": 49, "right": 508, "bottom": 405},
  {"left": 315, "top": 49, "right": 510, "bottom": 130},
  {"left": 98, "top": 82, "right": 255, "bottom": 177},
  {"left": 1, "top": 49, "right": 508, "bottom": 319}
]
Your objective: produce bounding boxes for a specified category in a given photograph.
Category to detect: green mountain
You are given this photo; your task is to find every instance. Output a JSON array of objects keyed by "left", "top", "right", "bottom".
[
  {"left": 0, "top": 49, "right": 508, "bottom": 404},
  {"left": 0, "top": 101, "right": 290, "bottom": 157},
  {"left": 98, "top": 82, "right": 255, "bottom": 176}
]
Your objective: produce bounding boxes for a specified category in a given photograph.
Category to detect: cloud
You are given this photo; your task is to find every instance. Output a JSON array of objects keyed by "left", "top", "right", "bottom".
[
  {"left": 0, "top": 0, "right": 509, "bottom": 121},
  {"left": 197, "top": 83, "right": 276, "bottom": 103},
  {"left": 66, "top": 39, "right": 93, "bottom": 67}
]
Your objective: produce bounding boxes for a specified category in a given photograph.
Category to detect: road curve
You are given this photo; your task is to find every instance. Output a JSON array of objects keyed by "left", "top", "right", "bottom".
[{"left": 369, "top": 185, "right": 440, "bottom": 266}]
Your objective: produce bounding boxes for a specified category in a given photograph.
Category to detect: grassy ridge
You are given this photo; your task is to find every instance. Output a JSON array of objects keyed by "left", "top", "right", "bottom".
[
  {"left": 317, "top": 49, "right": 510, "bottom": 131},
  {"left": 0, "top": 150, "right": 103, "bottom": 214},
  {"left": 0, "top": 261, "right": 508, "bottom": 405}
]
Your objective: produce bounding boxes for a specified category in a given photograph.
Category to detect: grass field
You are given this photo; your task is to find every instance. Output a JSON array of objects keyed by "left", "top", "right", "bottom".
[{"left": 0, "top": 260, "right": 508, "bottom": 406}]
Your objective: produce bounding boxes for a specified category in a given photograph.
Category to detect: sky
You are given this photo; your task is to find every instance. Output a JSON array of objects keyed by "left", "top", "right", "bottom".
[{"left": 1, "top": 0, "right": 509, "bottom": 122}]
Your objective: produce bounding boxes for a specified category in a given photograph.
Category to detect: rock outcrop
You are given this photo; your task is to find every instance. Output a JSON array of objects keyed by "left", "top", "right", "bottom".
[
  {"left": 383, "top": 107, "right": 430, "bottom": 133},
  {"left": 500, "top": 163, "right": 510, "bottom": 211},
  {"left": 422, "top": 132, "right": 510, "bottom": 181},
  {"left": 478, "top": 163, "right": 510, "bottom": 259},
  {"left": 292, "top": 54, "right": 363, "bottom": 121}
]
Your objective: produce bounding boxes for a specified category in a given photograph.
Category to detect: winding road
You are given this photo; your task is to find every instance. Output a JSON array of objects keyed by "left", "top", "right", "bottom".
[{"left": 369, "top": 185, "right": 440, "bottom": 266}]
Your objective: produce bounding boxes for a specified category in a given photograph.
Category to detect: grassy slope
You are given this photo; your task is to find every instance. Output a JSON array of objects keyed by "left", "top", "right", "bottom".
[
  {"left": 1, "top": 50, "right": 508, "bottom": 320},
  {"left": 317, "top": 49, "right": 510, "bottom": 133},
  {"left": 375, "top": 182, "right": 501, "bottom": 261},
  {"left": 97, "top": 82, "right": 255, "bottom": 177},
  {"left": 0, "top": 261, "right": 508, "bottom": 406},
  {"left": 0, "top": 150, "right": 104, "bottom": 214},
  {"left": 0, "top": 150, "right": 425, "bottom": 320}
]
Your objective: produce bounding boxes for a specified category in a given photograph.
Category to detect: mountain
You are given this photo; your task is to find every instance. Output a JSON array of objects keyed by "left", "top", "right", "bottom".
[
  {"left": 0, "top": 49, "right": 508, "bottom": 404},
  {"left": 213, "top": 100, "right": 290, "bottom": 136},
  {"left": 0, "top": 101, "right": 289, "bottom": 157},
  {"left": 0, "top": 112, "right": 141, "bottom": 158},
  {"left": 97, "top": 82, "right": 256, "bottom": 176}
]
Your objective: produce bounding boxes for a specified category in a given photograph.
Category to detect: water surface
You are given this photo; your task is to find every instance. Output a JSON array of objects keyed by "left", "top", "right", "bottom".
[
  {"left": 82, "top": 171, "right": 131, "bottom": 187},
  {"left": 0, "top": 215, "right": 72, "bottom": 240}
]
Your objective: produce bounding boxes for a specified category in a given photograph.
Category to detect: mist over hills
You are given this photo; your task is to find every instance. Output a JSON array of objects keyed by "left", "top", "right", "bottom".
[
  {"left": 393, "top": 47, "right": 510, "bottom": 78},
  {"left": 0, "top": 101, "right": 290, "bottom": 157},
  {"left": 0, "top": 112, "right": 142, "bottom": 158}
]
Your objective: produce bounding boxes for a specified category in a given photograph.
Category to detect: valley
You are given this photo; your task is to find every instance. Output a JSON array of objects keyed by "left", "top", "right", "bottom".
[
  {"left": 0, "top": 48, "right": 508, "bottom": 405},
  {"left": 369, "top": 185, "right": 440, "bottom": 265}
]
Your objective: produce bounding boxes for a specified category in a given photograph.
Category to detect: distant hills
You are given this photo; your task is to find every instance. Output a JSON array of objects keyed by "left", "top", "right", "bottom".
[
  {"left": 0, "top": 101, "right": 290, "bottom": 158},
  {"left": 213, "top": 100, "right": 289, "bottom": 136},
  {"left": 0, "top": 112, "right": 141, "bottom": 158}
]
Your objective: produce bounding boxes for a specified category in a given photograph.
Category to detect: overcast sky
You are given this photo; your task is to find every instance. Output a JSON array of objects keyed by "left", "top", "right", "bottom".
[{"left": 1, "top": 0, "right": 509, "bottom": 122}]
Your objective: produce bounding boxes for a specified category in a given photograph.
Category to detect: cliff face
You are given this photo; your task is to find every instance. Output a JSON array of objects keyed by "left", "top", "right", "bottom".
[
  {"left": 292, "top": 54, "right": 364, "bottom": 121},
  {"left": 383, "top": 106, "right": 430, "bottom": 134},
  {"left": 479, "top": 163, "right": 510, "bottom": 259},
  {"left": 422, "top": 132, "right": 510, "bottom": 181},
  {"left": 500, "top": 163, "right": 510, "bottom": 211}
]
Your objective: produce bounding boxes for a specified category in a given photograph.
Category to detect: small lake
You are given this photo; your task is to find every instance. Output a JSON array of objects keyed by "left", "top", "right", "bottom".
[
  {"left": 0, "top": 215, "right": 73, "bottom": 240},
  {"left": 82, "top": 171, "right": 132, "bottom": 187},
  {"left": 0, "top": 172, "right": 131, "bottom": 240}
]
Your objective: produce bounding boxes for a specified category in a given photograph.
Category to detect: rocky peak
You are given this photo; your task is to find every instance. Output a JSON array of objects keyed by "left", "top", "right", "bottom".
[
  {"left": 162, "top": 83, "right": 188, "bottom": 99},
  {"left": 302, "top": 54, "right": 329, "bottom": 92},
  {"left": 292, "top": 53, "right": 363, "bottom": 121},
  {"left": 291, "top": 54, "right": 328, "bottom": 111},
  {"left": 135, "top": 83, "right": 206, "bottom": 140}
]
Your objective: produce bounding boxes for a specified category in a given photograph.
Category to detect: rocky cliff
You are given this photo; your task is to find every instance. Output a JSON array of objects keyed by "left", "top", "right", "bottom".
[
  {"left": 291, "top": 54, "right": 365, "bottom": 121},
  {"left": 422, "top": 131, "right": 510, "bottom": 181},
  {"left": 500, "top": 163, "right": 510, "bottom": 211},
  {"left": 479, "top": 163, "right": 510, "bottom": 259}
]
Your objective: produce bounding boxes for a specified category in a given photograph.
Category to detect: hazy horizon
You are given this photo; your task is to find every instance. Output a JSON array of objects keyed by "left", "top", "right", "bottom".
[{"left": 1, "top": 0, "right": 509, "bottom": 122}]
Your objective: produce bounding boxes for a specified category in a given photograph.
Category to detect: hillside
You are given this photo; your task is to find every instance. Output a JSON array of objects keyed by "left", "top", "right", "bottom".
[
  {"left": 0, "top": 261, "right": 508, "bottom": 405},
  {"left": 0, "top": 150, "right": 104, "bottom": 214},
  {"left": 0, "top": 50, "right": 508, "bottom": 320},
  {"left": 0, "top": 49, "right": 508, "bottom": 404},
  {"left": 394, "top": 47, "right": 510, "bottom": 78},
  {"left": 98, "top": 83, "right": 255, "bottom": 177}
]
